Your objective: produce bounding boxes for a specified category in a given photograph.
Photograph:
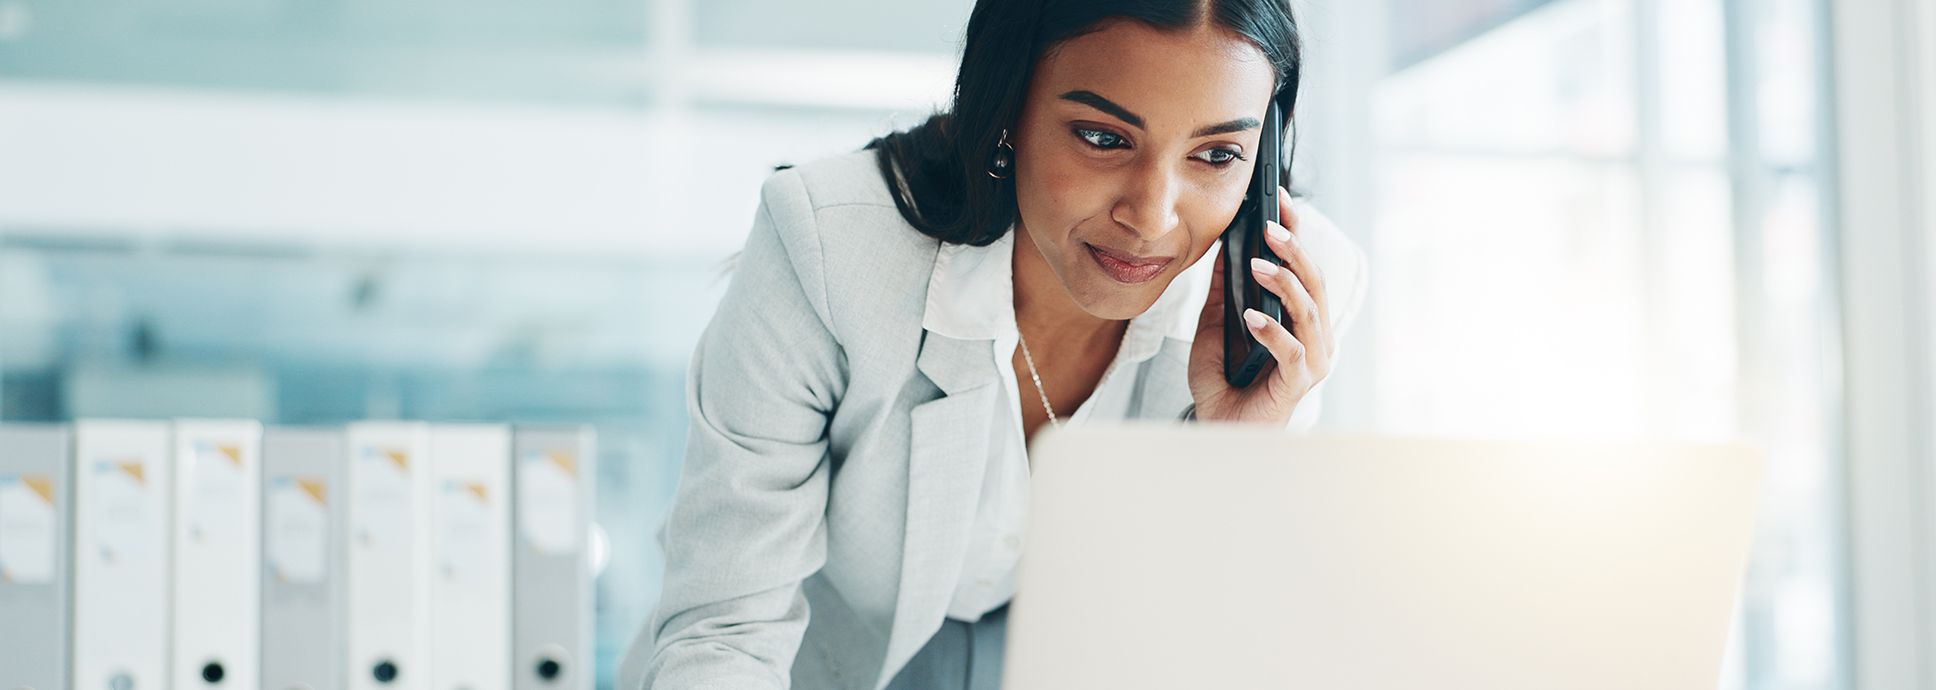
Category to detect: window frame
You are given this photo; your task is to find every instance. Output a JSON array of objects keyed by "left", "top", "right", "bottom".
[{"left": 1828, "top": 0, "right": 1936, "bottom": 687}]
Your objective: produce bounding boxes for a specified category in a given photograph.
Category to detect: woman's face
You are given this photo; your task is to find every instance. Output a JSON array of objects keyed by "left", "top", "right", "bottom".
[{"left": 1012, "top": 19, "right": 1278, "bottom": 320}]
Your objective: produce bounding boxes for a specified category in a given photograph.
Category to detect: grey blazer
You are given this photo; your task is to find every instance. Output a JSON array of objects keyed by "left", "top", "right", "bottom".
[{"left": 622, "top": 149, "right": 1369, "bottom": 690}]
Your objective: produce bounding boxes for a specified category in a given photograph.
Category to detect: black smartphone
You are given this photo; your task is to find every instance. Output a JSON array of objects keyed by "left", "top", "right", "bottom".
[{"left": 1222, "top": 101, "right": 1285, "bottom": 389}]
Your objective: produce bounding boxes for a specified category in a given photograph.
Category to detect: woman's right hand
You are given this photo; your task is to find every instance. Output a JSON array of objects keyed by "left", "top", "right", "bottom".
[{"left": 1185, "top": 188, "right": 1336, "bottom": 424}]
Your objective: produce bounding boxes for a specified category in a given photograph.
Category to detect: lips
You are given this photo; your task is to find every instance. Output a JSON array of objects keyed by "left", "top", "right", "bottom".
[{"left": 1085, "top": 242, "right": 1173, "bottom": 284}]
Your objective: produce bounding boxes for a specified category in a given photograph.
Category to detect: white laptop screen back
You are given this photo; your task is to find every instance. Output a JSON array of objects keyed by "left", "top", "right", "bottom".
[{"left": 1004, "top": 426, "right": 1761, "bottom": 690}]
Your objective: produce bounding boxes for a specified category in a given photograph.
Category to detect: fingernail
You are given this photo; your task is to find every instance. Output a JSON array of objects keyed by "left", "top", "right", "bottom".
[
  {"left": 1243, "top": 309, "right": 1267, "bottom": 330},
  {"left": 1268, "top": 222, "right": 1291, "bottom": 244},
  {"left": 1250, "top": 257, "right": 1278, "bottom": 276}
]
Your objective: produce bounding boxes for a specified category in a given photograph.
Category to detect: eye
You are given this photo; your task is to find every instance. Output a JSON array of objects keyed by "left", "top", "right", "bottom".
[
  {"left": 1195, "top": 147, "right": 1248, "bottom": 168},
  {"left": 1073, "top": 127, "right": 1128, "bottom": 150}
]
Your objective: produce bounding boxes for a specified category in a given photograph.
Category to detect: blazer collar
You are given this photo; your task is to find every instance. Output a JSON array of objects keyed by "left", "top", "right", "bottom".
[{"left": 882, "top": 229, "right": 1216, "bottom": 687}]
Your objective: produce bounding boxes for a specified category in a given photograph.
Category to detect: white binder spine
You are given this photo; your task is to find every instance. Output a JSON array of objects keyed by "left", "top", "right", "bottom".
[
  {"left": 512, "top": 426, "right": 596, "bottom": 690},
  {"left": 0, "top": 424, "right": 73, "bottom": 690},
  {"left": 345, "top": 422, "right": 432, "bottom": 690},
  {"left": 72, "top": 420, "right": 174, "bottom": 690},
  {"left": 170, "top": 419, "right": 263, "bottom": 690},
  {"left": 261, "top": 427, "right": 348, "bottom": 690},
  {"left": 427, "top": 424, "right": 513, "bottom": 690}
]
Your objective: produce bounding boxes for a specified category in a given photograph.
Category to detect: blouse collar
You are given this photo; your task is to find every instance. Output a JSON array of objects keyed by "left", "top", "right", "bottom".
[{"left": 920, "top": 224, "right": 1215, "bottom": 367}]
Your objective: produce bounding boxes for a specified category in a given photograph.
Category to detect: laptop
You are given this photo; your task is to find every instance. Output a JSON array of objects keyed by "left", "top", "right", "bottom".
[{"left": 1003, "top": 425, "right": 1761, "bottom": 690}]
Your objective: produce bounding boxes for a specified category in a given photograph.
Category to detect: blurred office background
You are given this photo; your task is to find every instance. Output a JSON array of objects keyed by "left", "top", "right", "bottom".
[{"left": 1, "top": 0, "right": 1931, "bottom": 688}]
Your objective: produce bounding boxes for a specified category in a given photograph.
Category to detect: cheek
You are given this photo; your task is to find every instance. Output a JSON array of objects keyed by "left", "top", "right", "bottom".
[
  {"left": 1196, "top": 166, "right": 1252, "bottom": 215},
  {"left": 1016, "top": 145, "right": 1115, "bottom": 245},
  {"left": 1184, "top": 187, "right": 1245, "bottom": 245}
]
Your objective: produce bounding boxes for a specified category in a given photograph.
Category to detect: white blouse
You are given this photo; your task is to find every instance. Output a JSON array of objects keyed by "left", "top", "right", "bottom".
[{"left": 923, "top": 223, "right": 1333, "bottom": 623}]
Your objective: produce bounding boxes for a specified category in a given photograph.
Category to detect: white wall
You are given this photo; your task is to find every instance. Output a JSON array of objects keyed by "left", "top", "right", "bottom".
[{"left": 0, "top": 55, "right": 951, "bottom": 260}]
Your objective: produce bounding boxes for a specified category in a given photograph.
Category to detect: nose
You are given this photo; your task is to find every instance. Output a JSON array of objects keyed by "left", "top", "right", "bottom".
[{"left": 1109, "top": 159, "right": 1183, "bottom": 243}]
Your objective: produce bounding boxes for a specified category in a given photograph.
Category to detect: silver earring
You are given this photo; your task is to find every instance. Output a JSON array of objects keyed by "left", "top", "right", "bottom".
[{"left": 987, "top": 128, "right": 1014, "bottom": 180}]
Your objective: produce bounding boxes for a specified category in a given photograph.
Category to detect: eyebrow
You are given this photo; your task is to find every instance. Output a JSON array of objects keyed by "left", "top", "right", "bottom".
[{"left": 1058, "top": 89, "right": 1262, "bottom": 138}]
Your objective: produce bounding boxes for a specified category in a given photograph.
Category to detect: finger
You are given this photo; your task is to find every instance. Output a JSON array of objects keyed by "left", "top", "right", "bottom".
[
  {"left": 1250, "top": 256, "right": 1326, "bottom": 358},
  {"left": 1276, "top": 187, "right": 1298, "bottom": 234},
  {"left": 1262, "top": 219, "right": 1329, "bottom": 331},
  {"left": 1241, "top": 307, "right": 1306, "bottom": 376}
]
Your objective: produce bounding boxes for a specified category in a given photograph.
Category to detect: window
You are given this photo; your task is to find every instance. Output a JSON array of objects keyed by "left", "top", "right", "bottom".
[{"left": 1308, "top": 0, "right": 1846, "bottom": 686}]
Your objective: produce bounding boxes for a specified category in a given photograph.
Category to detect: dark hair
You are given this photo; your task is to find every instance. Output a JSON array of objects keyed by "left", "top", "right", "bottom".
[{"left": 864, "top": 0, "right": 1303, "bottom": 247}]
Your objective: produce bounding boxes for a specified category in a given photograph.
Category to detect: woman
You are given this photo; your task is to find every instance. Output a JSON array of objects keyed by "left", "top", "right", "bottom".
[{"left": 625, "top": 0, "right": 1368, "bottom": 687}]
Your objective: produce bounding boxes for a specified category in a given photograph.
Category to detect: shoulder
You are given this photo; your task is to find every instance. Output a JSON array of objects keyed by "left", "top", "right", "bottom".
[
  {"left": 765, "top": 148, "right": 904, "bottom": 211},
  {"left": 1293, "top": 200, "right": 1370, "bottom": 294},
  {"left": 1287, "top": 199, "right": 1370, "bottom": 331},
  {"left": 748, "top": 149, "right": 941, "bottom": 338},
  {"left": 757, "top": 149, "right": 919, "bottom": 244}
]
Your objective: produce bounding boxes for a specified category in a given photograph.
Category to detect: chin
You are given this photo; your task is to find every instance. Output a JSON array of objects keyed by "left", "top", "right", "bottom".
[{"left": 1071, "top": 277, "right": 1167, "bottom": 320}]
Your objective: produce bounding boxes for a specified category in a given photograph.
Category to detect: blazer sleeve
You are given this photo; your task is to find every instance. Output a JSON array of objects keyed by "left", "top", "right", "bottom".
[{"left": 634, "top": 168, "right": 848, "bottom": 690}]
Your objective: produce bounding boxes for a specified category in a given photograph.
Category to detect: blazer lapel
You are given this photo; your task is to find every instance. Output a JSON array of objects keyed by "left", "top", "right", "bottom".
[{"left": 879, "top": 329, "right": 998, "bottom": 687}]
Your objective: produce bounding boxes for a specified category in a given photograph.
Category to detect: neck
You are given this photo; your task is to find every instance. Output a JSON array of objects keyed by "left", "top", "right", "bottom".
[{"left": 1012, "top": 223, "right": 1124, "bottom": 349}]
